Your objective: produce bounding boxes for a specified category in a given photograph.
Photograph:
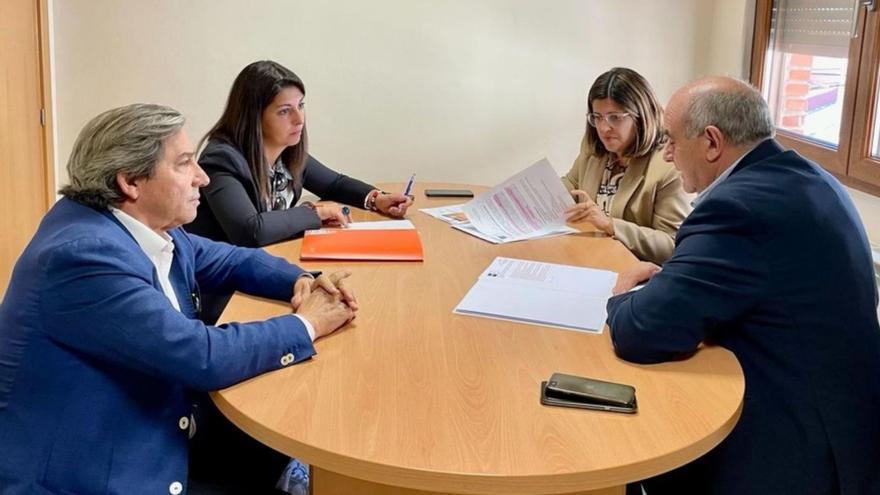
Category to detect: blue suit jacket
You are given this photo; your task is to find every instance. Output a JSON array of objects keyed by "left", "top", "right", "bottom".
[
  {"left": 606, "top": 140, "right": 880, "bottom": 495},
  {"left": 0, "top": 198, "right": 316, "bottom": 494}
]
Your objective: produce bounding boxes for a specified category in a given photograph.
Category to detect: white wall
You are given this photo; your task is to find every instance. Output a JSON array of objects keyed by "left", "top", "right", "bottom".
[
  {"left": 52, "top": 0, "right": 713, "bottom": 188},
  {"left": 699, "top": 0, "right": 754, "bottom": 79},
  {"left": 850, "top": 188, "right": 880, "bottom": 245}
]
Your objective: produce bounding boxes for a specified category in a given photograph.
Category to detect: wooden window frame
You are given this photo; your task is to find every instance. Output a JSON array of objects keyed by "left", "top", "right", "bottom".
[{"left": 750, "top": 0, "right": 880, "bottom": 196}]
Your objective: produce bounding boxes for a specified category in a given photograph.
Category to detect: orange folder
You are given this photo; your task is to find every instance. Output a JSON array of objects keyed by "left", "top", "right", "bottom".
[{"left": 300, "top": 228, "right": 424, "bottom": 261}]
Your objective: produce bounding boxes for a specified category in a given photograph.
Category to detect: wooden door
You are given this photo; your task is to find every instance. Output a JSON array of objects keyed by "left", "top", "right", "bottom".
[{"left": 0, "top": 0, "right": 53, "bottom": 297}]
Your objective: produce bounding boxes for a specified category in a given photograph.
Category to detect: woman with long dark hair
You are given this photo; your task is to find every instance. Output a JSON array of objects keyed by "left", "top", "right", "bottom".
[
  {"left": 563, "top": 67, "right": 691, "bottom": 264},
  {"left": 186, "top": 60, "right": 412, "bottom": 248},
  {"left": 186, "top": 60, "right": 411, "bottom": 325}
]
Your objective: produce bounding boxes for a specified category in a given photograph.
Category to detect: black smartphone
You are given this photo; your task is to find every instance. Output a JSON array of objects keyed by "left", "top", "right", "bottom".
[
  {"left": 541, "top": 381, "right": 637, "bottom": 414},
  {"left": 541, "top": 382, "right": 638, "bottom": 414},
  {"left": 545, "top": 373, "right": 637, "bottom": 409},
  {"left": 424, "top": 189, "right": 475, "bottom": 198}
]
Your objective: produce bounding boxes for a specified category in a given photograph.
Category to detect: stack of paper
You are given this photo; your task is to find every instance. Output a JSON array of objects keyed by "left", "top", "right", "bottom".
[
  {"left": 454, "top": 257, "right": 616, "bottom": 333},
  {"left": 419, "top": 158, "right": 577, "bottom": 244},
  {"left": 300, "top": 220, "right": 424, "bottom": 261}
]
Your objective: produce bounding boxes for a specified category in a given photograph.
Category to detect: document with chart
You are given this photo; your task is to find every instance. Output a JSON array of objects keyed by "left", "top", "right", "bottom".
[
  {"left": 457, "top": 159, "right": 577, "bottom": 243},
  {"left": 454, "top": 257, "right": 616, "bottom": 333},
  {"left": 419, "top": 204, "right": 469, "bottom": 225}
]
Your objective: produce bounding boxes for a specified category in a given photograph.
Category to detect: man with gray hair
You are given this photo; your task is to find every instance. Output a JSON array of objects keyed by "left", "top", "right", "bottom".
[
  {"left": 0, "top": 103, "right": 357, "bottom": 494},
  {"left": 607, "top": 77, "right": 880, "bottom": 494}
]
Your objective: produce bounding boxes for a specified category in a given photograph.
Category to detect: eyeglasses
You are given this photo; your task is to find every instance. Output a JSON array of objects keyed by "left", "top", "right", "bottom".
[
  {"left": 587, "top": 112, "right": 632, "bottom": 128},
  {"left": 270, "top": 163, "right": 290, "bottom": 211}
]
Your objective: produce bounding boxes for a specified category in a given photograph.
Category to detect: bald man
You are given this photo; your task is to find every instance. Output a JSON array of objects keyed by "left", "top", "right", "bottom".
[{"left": 606, "top": 77, "right": 880, "bottom": 494}]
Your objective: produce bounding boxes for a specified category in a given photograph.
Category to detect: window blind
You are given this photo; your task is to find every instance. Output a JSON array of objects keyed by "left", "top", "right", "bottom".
[{"left": 770, "top": 0, "right": 858, "bottom": 58}]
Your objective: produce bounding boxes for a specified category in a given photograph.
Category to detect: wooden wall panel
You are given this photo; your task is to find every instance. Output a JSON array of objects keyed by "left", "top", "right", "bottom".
[{"left": 0, "top": 0, "right": 53, "bottom": 298}]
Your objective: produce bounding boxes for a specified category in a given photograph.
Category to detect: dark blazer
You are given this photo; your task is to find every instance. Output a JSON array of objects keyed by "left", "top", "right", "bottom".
[
  {"left": 0, "top": 198, "right": 315, "bottom": 494},
  {"left": 186, "top": 139, "right": 375, "bottom": 247},
  {"left": 606, "top": 139, "right": 880, "bottom": 495}
]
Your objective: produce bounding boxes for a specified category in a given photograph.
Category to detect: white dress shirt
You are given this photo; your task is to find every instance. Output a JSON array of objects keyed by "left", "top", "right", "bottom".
[
  {"left": 111, "top": 208, "right": 180, "bottom": 310},
  {"left": 110, "top": 208, "right": 316, "bottom": 340}
]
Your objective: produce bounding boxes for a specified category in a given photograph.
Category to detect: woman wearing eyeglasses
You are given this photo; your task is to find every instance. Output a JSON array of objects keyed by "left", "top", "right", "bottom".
[
  {"left": 186, "top": 60, "right": 413, "bottom": 250},
  {"left": 562, "top": 67, "right": 691, "bottom": 264}
]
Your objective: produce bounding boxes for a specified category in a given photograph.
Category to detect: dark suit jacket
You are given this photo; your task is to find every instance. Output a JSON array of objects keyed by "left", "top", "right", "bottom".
[
  {"left": 606, "top": 139, "right": 880, "bottom": 495},
  {"left": 0, "top": 198, "right": 315, "bottom": 494},
  {"left": 186, "top": 139, "right": 375, "bottom": 247}
]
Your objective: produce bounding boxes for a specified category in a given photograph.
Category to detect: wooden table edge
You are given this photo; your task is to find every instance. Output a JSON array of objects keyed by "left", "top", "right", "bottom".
[{"left": 211, "top": 388, "right": 743, "bottom": 494}]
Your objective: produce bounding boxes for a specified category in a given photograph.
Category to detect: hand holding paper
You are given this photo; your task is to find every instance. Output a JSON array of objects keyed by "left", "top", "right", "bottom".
[
  {"left": 565, "top": 189, "right": 613, "bottom": 235},
  {"left": 457, "top": 159, "right": 578, "bottom": 243}
]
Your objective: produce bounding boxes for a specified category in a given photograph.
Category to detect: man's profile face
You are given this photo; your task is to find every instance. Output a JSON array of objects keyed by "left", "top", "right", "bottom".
[
  {"left": 132, "top": 129, "right": 209, "bottom": 233},
  {"left": 663, "top": 97, "right": 706, "bottom": 194}
]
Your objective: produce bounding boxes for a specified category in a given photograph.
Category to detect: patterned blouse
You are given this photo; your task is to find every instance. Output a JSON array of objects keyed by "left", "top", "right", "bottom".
[{"left": 595, "top": 157, "right": 627, "bottom": 216}]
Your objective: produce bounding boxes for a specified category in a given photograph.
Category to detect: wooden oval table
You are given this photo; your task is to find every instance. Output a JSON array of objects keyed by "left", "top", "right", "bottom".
[{"left": 213, "top": 183, "right": 744, "bottom": 495}]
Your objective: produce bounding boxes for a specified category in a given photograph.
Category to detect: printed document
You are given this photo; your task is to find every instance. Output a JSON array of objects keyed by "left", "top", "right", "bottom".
[
  {"left": 458, "top": 159, "right": 577, "bottom": 243},
  {"left": 454, "top": 257, "right": 616, "bottom": 333},
  {"left": 418, "top": 205, "right": 469, "bottom": 225}
]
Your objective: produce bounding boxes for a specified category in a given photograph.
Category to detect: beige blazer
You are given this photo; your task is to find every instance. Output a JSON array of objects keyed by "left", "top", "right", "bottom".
[{"left": 561, "top": 137, "right": 693, "bottom": 264}]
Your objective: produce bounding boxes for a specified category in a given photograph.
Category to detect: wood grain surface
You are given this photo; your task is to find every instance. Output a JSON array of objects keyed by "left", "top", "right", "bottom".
[{"left": 213, "top": 183, "right": 744, "bottom": 494}]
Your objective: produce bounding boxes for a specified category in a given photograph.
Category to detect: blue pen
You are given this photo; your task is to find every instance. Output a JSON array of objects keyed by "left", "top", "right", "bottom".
[
  {"left": 402, "top": 173, "right": 416, "bottom": 197},
  {"left": 341, "top": 206, "right": 352, "bottom": 224}
]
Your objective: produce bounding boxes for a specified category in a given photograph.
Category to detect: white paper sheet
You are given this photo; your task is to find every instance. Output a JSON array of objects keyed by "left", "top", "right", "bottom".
[
  {"left": 345, "top": 220, "right": 415, "bottom": 230},
  {"left": 461, "top": 159, "right": 577, "bottom": 243},
  {"left": 451, "top": 223, "right": 575, "bottom": 244},
  {"left": 307, "top": 220, "right": 415, "bottom": 235},
  {"left": 454, "top": 257, "right": 616, "bottom": 333}
]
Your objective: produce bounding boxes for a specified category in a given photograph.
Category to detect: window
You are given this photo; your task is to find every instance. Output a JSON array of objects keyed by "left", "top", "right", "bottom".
[{"left": 751, "top": 0, "right": 880, "bottom": 194}]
